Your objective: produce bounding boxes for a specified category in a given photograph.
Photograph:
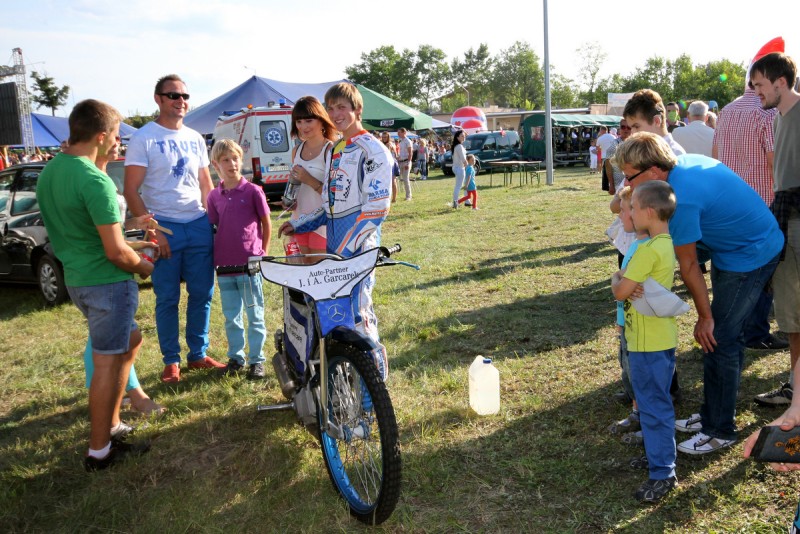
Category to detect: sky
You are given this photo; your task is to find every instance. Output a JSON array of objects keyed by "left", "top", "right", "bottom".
[{"left": 2, "top": 0, "right": 799, "bottom": 118}]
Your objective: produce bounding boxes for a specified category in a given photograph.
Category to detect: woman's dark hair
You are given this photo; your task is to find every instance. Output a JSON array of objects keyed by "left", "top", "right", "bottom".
[
  {"left": 451, "top": 129, "right": 465, "bottom": 148},
  {"left": 291, "top": 96, "right": 337, "bottom": 142}
]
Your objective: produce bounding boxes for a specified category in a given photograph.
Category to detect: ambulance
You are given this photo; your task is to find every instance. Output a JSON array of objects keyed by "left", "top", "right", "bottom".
[{"left": 212, "top": 100, "right": 296, "bottom": 201}]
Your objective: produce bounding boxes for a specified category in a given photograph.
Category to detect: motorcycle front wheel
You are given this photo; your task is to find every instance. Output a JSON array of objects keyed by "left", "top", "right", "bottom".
[{"left": 318, "top": 343, "right": 401, "bottom": 525}]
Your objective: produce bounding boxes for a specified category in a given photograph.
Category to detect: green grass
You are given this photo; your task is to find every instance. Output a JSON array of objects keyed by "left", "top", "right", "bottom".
[{"left": 1, "top": 167, "right": 798, "bottom": 533}]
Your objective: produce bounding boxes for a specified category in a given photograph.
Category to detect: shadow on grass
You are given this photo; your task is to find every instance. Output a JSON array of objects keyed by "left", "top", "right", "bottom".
[
  {"left": 0, "top": 375, "right": 349, "bottom": 532},
  {"left": 396, "top": 372, "right": 788, "bottom": 532},
  {"left": 391, "top": 240, "right": 610, "bottom": 298},
  {"left": 0, "top": 283, "right": 60, "bottom": 319}
]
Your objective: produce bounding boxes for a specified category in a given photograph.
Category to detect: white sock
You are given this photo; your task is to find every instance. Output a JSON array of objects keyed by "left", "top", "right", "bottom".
[{"left": 87, "top": 441, "right": 112, "bottom": 459}]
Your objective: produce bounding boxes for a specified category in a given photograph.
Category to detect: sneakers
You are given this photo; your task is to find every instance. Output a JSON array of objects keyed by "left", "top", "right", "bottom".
[
  {"left": 161, "top": 363, "right": 180, "bottom": 383},
  {"left": 609, "top": 411, "right": 640, "bottom": 435},
  {"left": 629, "top": 455, "right": 649, "bottom": 470},
  {"left": 84, "top": 438, "right": 151, "bottom": 472},
  {"left": 754, "top": 383, "right": 793, "bottom": 406},
  {"left": 188, "top": 356, "right": 227, "bottom": 370},
  {"left": 677, "top": 432, "right": 736, "bottom": 455},
  {"left": 218, "top": 359, "right": 244, "bottom": 376},
  {"left": 746, "top": 334, "right": 790, "bottom": 350},
  {"left": 247, "top": 363, "right": 265, "bottom": 380},
  {"left": 635, "top": 476, "right": 677, "bottom": 504},
  {"left": 464, "top": 199, "right": 473, "bottom": 207},
  {"left": 675, "top": 413, "right": 702, "bottom": 433},
  {"left": 110, "top": 421, "right": 135, "bottom": 440},
  {"left": 621, "top": 430, "right": 644, "bottom": 446}
]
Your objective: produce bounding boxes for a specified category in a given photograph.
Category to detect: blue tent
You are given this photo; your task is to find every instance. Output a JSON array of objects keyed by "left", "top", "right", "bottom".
[
  {"left": 27, "top": 113, "right": 137, "bottom": 147},
  {"left": 184, "top": 76, "right": 342, "bottom": 135}
]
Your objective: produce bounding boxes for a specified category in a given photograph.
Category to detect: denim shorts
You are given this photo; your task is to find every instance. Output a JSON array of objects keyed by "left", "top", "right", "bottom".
[{"left": 67, "top": 279, "right": 139, "bottom": 354}]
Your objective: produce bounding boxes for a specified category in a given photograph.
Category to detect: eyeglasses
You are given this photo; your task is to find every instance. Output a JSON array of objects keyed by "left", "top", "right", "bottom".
[
  {"left": 158, "top": 92, "right": 190, "bottom": 101},
  {"left": 624, "top": 167, "right": 649, "bottom": 182}
]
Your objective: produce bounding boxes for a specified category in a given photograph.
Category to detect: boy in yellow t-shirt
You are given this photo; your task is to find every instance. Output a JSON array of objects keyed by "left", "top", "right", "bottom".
[{"left": 611, "top": 180, "right": 678, "bottom": 504}]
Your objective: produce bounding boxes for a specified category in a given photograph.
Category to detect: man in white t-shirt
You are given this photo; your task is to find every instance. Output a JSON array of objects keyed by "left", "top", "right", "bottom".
[
  {"left": 596, "top": 126, "right": 616, "bottom": 157},
  {"left": 396, "top": 128, "right": 414, "bottom": 201},
  {"left": 124, "top": 74, "right": 224, "bottom": 383}
]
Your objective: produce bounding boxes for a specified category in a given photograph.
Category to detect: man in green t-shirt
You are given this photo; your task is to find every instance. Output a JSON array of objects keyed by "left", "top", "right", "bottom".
[{"left": 37, "top": 99, "right": 155, "bottom": 471}]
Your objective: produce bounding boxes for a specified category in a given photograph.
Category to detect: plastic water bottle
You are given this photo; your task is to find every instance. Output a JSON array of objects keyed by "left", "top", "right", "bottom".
[{"left": 469, "top": 356, "right": 500, "bottom": 415}]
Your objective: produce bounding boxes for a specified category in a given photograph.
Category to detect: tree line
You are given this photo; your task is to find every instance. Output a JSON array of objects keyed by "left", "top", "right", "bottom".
[{"left": 345, "top": 41, "right": 748, "bottom": 114}]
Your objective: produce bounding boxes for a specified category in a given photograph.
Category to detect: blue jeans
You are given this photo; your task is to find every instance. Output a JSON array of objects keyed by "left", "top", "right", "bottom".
[
  {"left": 743, "top": 287, "right": 774, "bottom": 345},
  {"left": 700, "top": 252, "right": 781, "bottom": 440},
  {"left": 629, "top": 349, "right": 676, "bottom": 480},
  {"left": 453, "top": 166, "right": 465, "bottom": 203},
  {"left": 151, "top": 214, "right": 214, "bottom": 365},
  {"left": 218, "top": 274, "right": 266, "bottom": 365}
]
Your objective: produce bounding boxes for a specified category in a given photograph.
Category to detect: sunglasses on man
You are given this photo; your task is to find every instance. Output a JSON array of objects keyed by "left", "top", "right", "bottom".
[{"left": 158, "top": 92, "right": 190, "bottom": 101}]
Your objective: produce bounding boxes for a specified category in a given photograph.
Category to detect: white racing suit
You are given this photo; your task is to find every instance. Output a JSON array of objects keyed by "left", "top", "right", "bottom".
[{"left": 291, "top": 130, "right": 393, "bottom": 378}]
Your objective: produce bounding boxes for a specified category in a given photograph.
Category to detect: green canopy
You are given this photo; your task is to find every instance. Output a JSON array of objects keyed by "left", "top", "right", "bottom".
[
  {"left": 357, "top": 84, "right": 433, "bottom": 131},
  {"left": 521, "top": 113, "right": 622, "bottom": 160}
]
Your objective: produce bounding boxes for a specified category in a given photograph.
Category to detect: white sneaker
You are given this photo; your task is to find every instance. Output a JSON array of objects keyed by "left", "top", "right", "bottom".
[
  {"left": 675, "top": 413, "right": 702, "bottom": 433},
  {"left": 677, "top": 432, "right": 736, "bottom": 455}
]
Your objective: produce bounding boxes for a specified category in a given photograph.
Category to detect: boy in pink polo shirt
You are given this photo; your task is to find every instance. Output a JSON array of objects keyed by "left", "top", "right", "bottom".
[{"left": 207, "top": 139, "right": 272, "bottom": 379}]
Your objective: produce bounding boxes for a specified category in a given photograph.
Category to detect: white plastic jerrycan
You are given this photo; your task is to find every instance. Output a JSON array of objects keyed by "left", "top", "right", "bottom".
[{"left": 469, "top": 356, "right": 500, "bottom": 415}]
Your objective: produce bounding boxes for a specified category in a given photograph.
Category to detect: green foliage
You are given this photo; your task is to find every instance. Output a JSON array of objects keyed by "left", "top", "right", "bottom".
[
  {"left": 345, "top": 41, "right": 751, "bottom": 115},
  {"left": 575, "top": 41, "right": 608, "bottom": 104},
  {"left": 29, "top": 71, "right": 70, "bottom": 116},
  {"left": 124, "top": 111, "right": 158, "bottom": 129},
  {"left": 345, "top": 45, "right": 412, "bottom": 102},
  {"left": 411, "top": 45, "right": 451, "bottom": 111},
  {"left": 491, "top": 41, "right": 544, "bottom": 109}
]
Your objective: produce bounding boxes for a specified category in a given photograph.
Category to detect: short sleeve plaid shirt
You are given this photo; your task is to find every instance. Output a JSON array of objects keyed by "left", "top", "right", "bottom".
[{"left": 713, "top": 90, "right": 777, "bottom": 205}]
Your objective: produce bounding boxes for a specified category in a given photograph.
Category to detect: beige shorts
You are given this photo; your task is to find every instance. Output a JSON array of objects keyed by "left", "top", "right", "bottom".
[{"left": 774, "top": 215, "right": 800, "bottom": 332}]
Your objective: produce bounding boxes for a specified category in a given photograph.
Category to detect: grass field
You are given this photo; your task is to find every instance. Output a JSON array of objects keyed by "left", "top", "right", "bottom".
[{"left": 1, "top": 166, "right": 798, "bottom": 533}]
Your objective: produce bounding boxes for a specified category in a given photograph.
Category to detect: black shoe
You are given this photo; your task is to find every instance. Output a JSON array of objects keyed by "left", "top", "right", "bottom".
[
  {"left": 247, "top": 363, "right": 265, "bottom": 380},
  {"left": 635, "top": 476, "right": 677, "bottom": 504},
  {"left": 671, "top": 388, "right": 683, "bottom": 405},
  {"left": 613, "top": 390, "right": 633, "bottom": 405},
  {"left": 629, "top": 455, "right": 649, "bottom": 470},
  {"left": 746, "top": 334, "right": 790, "bottom": 350},
  {"left": 218, "top": 359, "right": 244, "bottom": 376},
  {"left": 84, "top": 439, "right": 151, "bottom": 471}
]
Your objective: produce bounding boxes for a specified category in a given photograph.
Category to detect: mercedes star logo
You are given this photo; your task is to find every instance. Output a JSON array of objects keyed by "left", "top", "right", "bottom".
[{"left": 328, "top": 304, "right": 346, "bottom": 322}]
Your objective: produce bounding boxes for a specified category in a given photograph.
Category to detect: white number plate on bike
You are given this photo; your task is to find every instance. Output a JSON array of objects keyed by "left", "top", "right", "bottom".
[{"left": 259, "top": 248, "right": 380, "bottom": 301}]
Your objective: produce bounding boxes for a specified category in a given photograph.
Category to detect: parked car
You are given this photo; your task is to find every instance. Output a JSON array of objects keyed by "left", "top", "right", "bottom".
[
  {"left": 0, "top": 159, "right": 138, "bottom": 306},
  {"left": 442, "top": 130, "right": 522, "bottom": 175},
  {"left": 0, "top": 162, "right": 68, "bottom": 305}
]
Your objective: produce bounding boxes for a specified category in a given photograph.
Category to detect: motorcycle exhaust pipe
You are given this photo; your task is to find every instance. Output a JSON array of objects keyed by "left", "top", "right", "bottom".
[{"left": 272, "top": 352, "right": 297, "bottom": 401}]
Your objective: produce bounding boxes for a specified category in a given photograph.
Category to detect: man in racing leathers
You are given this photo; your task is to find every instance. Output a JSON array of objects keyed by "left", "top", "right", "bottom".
[{"left": 279, "top": 83, "right": 393, "bottom": 378}]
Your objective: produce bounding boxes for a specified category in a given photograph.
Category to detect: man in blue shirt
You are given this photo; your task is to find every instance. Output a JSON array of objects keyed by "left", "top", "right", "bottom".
[{"left": 614, "top": 132, "right": 784, "bottom": 456}]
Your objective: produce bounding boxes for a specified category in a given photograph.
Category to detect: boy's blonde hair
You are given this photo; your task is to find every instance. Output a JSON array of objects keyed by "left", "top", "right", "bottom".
[
  {"left": 633, "top": 181, "right": 676, "bottom": 222},
  {"left": 613, "top": 131, "right": 678, "bottom": 172},
  {"left": 324, "top": 83, "right": 363, "bottom": 117},
  {"left": 211, "top": 139, "right": 243, "bottom": 162},
  {"left": 618, "top": 185, "right": 632, "bottom": 203},
  {"left": 466, "top": 154, "right": 475, "bottom": 163}
]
